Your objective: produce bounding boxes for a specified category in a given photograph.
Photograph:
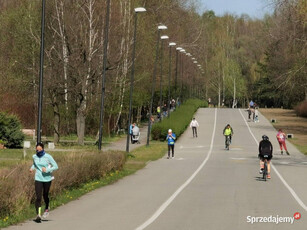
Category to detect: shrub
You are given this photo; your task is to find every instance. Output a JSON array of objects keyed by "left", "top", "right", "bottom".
[
  {"left": 151, "top": 99, "right": 207, "bottom": 140},
  {"left": 294, "top": 100, "right": 307, "bottom": 118},
  {"left": 0, "top": 112, "right": 24, "bottom": 148},
  {"left": 0, "top": 150, "right": 125, "bottom": 217}
]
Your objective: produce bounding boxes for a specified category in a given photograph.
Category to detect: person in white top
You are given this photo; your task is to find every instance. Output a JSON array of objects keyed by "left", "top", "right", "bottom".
[
  {"left": 190, "top": 117, "right": 199, "bottom": 138},
  {"left": 254, "top": 108, "right": 259, "bottom": 122}
]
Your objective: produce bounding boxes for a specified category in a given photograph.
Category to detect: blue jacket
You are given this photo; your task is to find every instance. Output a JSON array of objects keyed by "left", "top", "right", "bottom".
[
  {"left": 166, "top": 133, "right": 176, "bottom": 145},
  {"left": 31, "top": 153, "right": 58, "bottom": 182}
]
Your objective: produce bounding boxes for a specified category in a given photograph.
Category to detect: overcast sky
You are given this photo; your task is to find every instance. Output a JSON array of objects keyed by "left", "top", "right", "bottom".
[{"left": 199, "top": 0, "right": 273, "bottom": 18}]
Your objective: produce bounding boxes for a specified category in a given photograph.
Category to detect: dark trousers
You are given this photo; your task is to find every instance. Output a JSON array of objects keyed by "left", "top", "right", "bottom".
[
  {"left": 192, "top": 127, "right": 197, "bottom": 137},
  {"left": 168, "top": 145, "right": 174, "bottom": 157},
  {"left": 35, "top": 181, "right": 52, "bottom": 214},
  {"left": 225, "top": 135, "right": 232, "bottom": 145}
]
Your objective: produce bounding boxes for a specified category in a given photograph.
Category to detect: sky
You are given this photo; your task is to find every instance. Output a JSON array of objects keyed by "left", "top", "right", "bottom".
[{"left": 199, "top": 0, "right": 273, "bottom": 19}]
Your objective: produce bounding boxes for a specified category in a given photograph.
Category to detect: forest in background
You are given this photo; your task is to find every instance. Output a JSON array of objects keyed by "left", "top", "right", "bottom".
[{"left": 0, "top": 0, "right": 306, "bottom": 144}]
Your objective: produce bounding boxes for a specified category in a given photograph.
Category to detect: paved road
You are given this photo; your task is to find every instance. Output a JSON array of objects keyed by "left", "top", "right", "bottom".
[{"left": 8, "top": 108, "right": 307, "bottom": 230}]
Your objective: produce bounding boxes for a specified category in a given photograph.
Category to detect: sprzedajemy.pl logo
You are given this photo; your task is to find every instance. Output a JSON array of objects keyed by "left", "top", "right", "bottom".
[{"left": 247, "top": 212, "right": 301, "bottom": 224}]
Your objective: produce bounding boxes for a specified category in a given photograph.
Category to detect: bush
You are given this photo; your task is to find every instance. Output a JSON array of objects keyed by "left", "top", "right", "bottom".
[
  {"left": 151, "top": 99, "right": 207, "bottom": 140},
  {"left": 0, "top": 150, "right": 125, "bottom": 217},
  {"left": 0, "top": 112, "right": 24, "bottom": 148},
  {"left": 294, "top": 100, "right": 307, "bottom": 118}
]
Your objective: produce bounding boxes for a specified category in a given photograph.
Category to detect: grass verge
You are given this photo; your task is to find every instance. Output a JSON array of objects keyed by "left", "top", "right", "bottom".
[
  {"left": 260, "top": 108, "right": 307, "bottom": 155},
  {"left": 0, "top": 141, "right": 166, "bottom": 228}
]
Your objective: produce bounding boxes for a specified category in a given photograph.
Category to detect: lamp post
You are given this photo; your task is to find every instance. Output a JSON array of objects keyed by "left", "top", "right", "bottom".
[
  {"left": 146, "top": 25, "right": 167, "bottom": 146},
  {"left": 168, "top": 42, "right": 176, "bottom": 117},
  {"left": 126, "top": 7, "right": 146, "bottom": 153},
  {"left": 159, "top": 35, "right": 169, "bottom": 119},
  {"left": 37, "top": 0, "right": 46, "bottom": 144},
  {"left": 98, "top": 0, "right": 111, "bottom": 150},
  {"left": 179, "top": 49, "right": 185, "bottom": 101},
  {"left": 175, "top": 47, "right": 182, "bottom": 98}
]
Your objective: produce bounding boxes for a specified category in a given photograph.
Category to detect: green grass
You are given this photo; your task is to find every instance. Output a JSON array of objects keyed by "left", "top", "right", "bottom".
[
  {"left": 294, "top": 145, "right": 307, "bottom": 155},
  {"left": 0, "top": 141, "right": 167, "bottom": 228}
]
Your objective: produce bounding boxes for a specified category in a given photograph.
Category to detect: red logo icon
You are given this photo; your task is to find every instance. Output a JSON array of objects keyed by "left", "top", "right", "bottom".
[{"left": 294, "top": 212, "right": 301, "bottom": 220}]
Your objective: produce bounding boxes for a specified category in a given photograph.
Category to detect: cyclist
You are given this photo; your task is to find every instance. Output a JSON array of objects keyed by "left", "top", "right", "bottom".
[
  {"left": 223, "top": 124, "right": 233, "bottom": 148},
  {"left": 258, "top": 135, "right": 273, "bottom": 179}
]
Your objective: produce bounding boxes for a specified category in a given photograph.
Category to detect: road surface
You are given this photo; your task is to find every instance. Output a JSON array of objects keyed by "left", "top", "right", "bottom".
[{"left": 8, "top": 108, "right": 307, "bottom": 230}]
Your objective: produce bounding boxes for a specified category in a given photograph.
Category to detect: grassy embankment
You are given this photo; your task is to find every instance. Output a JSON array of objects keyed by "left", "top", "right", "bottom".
[
  {"left": 0, "top": 143, "right": 166, "bottom": 228},
  {"left": 260, "top": 108, "right": 307, "bottom": 155}
]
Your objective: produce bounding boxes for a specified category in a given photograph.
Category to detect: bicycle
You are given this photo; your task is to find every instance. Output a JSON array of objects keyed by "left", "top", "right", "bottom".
[
  {"left": 225, "top": 135, "right": 231, "bottom": 150},
  {"left": 262, "top": 155, "right": 269, "bottom": 181}
]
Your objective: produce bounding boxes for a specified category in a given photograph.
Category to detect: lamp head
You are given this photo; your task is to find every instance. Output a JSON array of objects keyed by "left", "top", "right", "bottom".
[{"left": 134, "top": 7, "right": 146, "bottom": 13}]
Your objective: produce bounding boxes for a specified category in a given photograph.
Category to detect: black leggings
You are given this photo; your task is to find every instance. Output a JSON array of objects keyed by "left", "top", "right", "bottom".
[
  {"left": 35, "top": 181, "right": 52, "bottom": 214},
  {"left": 168, "top": 145, "right": 174, "bottom": 157},
  {"left": 192, "top": 127, "right": 197, "bottom": 137}
]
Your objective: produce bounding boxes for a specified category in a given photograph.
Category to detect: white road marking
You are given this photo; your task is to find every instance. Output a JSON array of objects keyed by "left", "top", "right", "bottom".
[
  {"left": 135, "top": 108, "right": 218, "bottom": 230},
  {"left": 279, "top": 162, "right": 290, "bottom": 165},
  {"left": 239, "top": 109, "right": 307, "bottom": 212},
  {"left": 176, "top": 158, "right": 184, "bottom": 161}
]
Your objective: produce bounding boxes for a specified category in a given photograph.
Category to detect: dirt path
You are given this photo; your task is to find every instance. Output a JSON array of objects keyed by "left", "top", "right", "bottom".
[{"left": 103, "top": 125, "right": 149, "bottom": 152}]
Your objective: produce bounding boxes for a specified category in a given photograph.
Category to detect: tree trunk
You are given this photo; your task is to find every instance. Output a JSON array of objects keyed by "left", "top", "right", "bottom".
[
  {"left": 53, "top": 100, "right": 60, "bottom": 144},
  {"left": 76, "top": 106, "right": 85, "bottom": 145}
]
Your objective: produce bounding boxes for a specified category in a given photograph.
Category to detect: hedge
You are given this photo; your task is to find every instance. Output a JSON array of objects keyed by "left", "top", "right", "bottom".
[
  {"left": 294, "top": 100, "right": 307, "bottom": 118},
  {"left": 0, "top": 112, "right": 24, "bottom": 148},
  {"left": 151, "top": 99, "right": 208, "bottom": 141}
]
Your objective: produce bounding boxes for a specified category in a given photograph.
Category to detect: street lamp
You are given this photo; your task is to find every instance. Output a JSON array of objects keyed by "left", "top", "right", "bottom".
[
  {"left": 179, "top": 49, "right": 185, "bottom": 101},
  {"left": 146, "top": 24, "right": 167, "bottom": 146},
  {"left": 175, "top": 47, "right": 182, "bottom": 95},
  {"left": 126, "top": 7, "right": 146, "bottom": 153},
  {"left": 159, "top": 35, "right": 169, "bottom": 119},
  {"left": 168, "top": 42, "right": 176, "bottom": 118},
  {"left": 37, "top": 0, "right": 46, "bottom": 144},
  {"left": 98, "top": 0, "right": 111, "bottom": 150}
]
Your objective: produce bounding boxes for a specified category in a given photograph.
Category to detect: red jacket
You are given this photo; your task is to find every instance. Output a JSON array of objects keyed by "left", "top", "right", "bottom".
[{"left": 276, "top": 131, "right": 286, "bottom": 142}]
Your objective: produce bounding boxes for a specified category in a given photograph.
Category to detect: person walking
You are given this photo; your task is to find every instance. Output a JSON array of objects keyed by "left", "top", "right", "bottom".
[
  {"left": 30, "top": 143, "right": 58, "bottom": 223},
  {"left": 129, "top": 123, "right": 135, "bottom": 144},
  {"left": 254, "top": 108, "right": 259, "bottom": 122},
  {"left": 276, "top": 129, "right": 290, "bottom": 155},
  {"left": 166, "top": 129, "right": 176, "bottom": 159},
  {"left": 190, "top": 117, "right": 199, "bottom": 138},
  {"left": 157, "top": 106, "right": 161, "bottom": 120}
]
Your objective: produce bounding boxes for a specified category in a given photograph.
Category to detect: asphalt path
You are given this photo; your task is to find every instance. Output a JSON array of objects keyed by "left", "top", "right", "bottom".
[{"left": 7, "top": 108, "right": 307, "bottom": 230}]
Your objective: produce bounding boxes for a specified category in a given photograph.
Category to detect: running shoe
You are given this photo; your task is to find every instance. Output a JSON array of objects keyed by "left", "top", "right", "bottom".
[
  {"left": 42, "top": 209, "right": 49, "bottom": 219},
  {"left": 34, "top": 215, "right": 41, "bottom": 223}
]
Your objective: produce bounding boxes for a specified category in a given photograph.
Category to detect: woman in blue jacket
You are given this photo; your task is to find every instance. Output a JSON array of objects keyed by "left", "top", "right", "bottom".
[
  {"left": 166, "top": 129, "right": 176, "bottom": 159},
  {"left": 30, "top": 143, "right": 58, "bottom": 223}
]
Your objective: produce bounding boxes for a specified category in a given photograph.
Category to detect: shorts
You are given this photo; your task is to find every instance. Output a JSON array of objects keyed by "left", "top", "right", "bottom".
[{"left": 258, "top": 154, "right": 272, "bottom": 161}]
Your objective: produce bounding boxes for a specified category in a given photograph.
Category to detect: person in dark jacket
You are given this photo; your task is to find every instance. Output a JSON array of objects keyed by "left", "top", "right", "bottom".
[{"left": 258, "top": 135, "right": 273, "bottom": 179}]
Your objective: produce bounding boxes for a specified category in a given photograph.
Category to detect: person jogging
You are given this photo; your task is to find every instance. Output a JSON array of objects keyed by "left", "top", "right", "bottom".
[
  {"left": 166, "top": 129, "right": 176, "bottom": 159},
  {"left": 30, "top": 143, "right": 58, "bottom": 223},
  {"left": 190, "top": 118, "right": 199, "bottom": 138},
  {"left": 258, "top": 135, "right": 273, "bottom": 179},
  {"left": 276, "top": 129, "right": 290, "bottom": 155}
]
